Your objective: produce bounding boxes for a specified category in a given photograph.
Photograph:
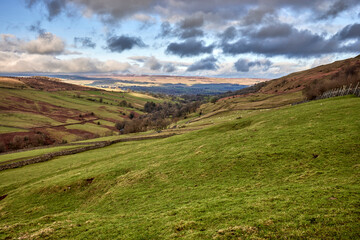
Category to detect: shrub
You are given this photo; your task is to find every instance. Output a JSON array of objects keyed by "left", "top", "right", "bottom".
[
  {"left": 129, "top": 112, "right": 135, "bottom": 119},
  {"left": 0, "top": 142, "right": 5, "bottom": 153},
  {"left": 115, "top": 121, "right": 127, "bottom": 131}
]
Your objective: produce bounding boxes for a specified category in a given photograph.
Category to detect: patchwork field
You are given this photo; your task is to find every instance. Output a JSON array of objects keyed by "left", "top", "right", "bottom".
[
  {"left": 0, "top": 77, "right": 162, "bottom": 152},
  {"left": 0, "top": 96, "right": 358, "bottom": 239}
]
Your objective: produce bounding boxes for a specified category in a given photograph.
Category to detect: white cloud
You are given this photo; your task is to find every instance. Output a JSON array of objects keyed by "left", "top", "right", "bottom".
[
  {"left": 24, "top": 33, "right": 65, "bottom": 55},
  {"left": 0, "top": 33, "right": 66, "bottom": 55},
  {"left": 0, "top": 52, "right": 131, "bottom": 73},
  {"left": 0, "top": 34, "right": 24, "bottom": 52}
]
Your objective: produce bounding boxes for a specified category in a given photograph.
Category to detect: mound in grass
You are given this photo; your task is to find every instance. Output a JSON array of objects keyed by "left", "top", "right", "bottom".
[{"left": 0, "top": 96, "right": 359, "bottom": 239}]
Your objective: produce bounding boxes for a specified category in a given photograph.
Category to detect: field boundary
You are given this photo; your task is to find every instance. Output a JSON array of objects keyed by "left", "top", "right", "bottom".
[
  {"left": 0, "top": 133, "right": 176, "bottom": 171},
  {"left": 317, "top": 82, "right": 360, "bottom": 100}
]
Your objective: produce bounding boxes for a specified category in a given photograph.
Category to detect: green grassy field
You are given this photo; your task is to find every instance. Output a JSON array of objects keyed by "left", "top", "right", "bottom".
[
  {"left": 0, "top": 96, "right": 359, "bottom": 239},
  {"left": 200, "top": 92, "right": 304, "bottom": 115},
  {"left": 0, "top": 145, "right": 90, "bottom": 165},
  {"left": 66, "top": 123, "right": 113, "bottom": 136},
  {"left": 0, "top": 126, "right": 27, "bottom": 134},
  {"left": 0, "top": 112, "right": 61, "bottom": 129}
]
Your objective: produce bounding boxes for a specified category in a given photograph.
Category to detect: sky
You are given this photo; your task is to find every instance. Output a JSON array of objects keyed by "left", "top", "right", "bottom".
[{"left": 0, "top": 0, "right": 359, "bottom": 78}]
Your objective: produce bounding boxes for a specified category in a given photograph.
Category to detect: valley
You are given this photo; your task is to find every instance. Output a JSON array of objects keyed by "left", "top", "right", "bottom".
[{"left": 0, "top": 56, "right": 359, "bottom": 239}]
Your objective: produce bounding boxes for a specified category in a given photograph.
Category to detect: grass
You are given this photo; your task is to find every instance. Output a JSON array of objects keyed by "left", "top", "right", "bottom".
[
  {"left": 201, "top": 91, "right": 304, "bottom": 115},
  {"left": 0, "top": 145, "right": 89, "bottom": 164},
  {"left": 75, "top": 131, "right": 150, "bottom": 143},
  {"left": 0, "top": 126, "right": 27, "bottom": 134},
  {"left": 95, "top": 120, "right": 116, "bottom": 127},
  {"left": 0, "top": 112, "right": 61, "bottom": 128},
  {"left": 66, "top": 123, "right": 113, "bottom": 136},
  {"left": 0, "top": 87, "right": 160, "bottom": 144},
  {"left": 0, "top": 96, "right": 359, "bottom": 239},
  {"left": 45, "top": 128, "right": 80, "bottom": 143}
]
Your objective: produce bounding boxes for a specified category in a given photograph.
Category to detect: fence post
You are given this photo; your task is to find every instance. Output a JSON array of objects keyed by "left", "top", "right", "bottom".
[
  {"left": 341, "top": 86, "right": 346, "bottom": 96},
  {"left": 346, "top": 84, "right": 352, "bottom": 95},
  {"left": 354, "top": 82, "right": 359, "bottom": 96}
]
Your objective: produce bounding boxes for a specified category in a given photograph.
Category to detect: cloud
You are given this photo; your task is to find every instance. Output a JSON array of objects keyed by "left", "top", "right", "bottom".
[
  {"left": 128, "top": 56, "right": 179, "bottom": 73},
  {"left": 128, "top": 56, "right": 148, "bottom": 63},
  {"left": 318, "top": 0, "right": 354, "bottom": 20},
  {"left": 179, "top": 14, "right": 204, "bottom": 29},
  {"left": 28, "top": 21, "right": 46, "bottom": 35},
  {"left": 144, "top": 56, "right": 162, "bottom": 70},
  {"left": 127, "top": 56, "right": 178, "bottom": 73},
  {"left": 180, "top": 29, "right": 204, "bottom": 39},
  {"left": 338, "top": 23, "right": 360, "bottom": 39},
  {"left": 157, "top": 20, "right": 204, "bottom": 39},
  {"left": 0, "top": 34, "right": 23, "bottom": 52},
  {"left": 166, "top": 39, "right": 214, "bottom": 57},
  {"left": 162, "top": 63, "right": 176, "bottom": 73},
  {"left": 106, "top": 35, "right": 146, "bottom": 53},
  {"left": 242, "top": 6, "right": 276, "bottom": 25},
  {"left": 0, "top": 33, "right": 65, "bottom": 55},
  {"left": 24, "top": 32, "right": 65, "bottom": 55},
  {"left": 26, "top": 0, "right": 66, "bottom": 21},
  {"left": 26, "top": 0, "right": 360, "bottom": 26},
  {"left": 247, "top": 23, "right": 292, "bottom": 38},
  {"left": 219, "top": 26, "right": 238, "bottom": 42},
  {"left": 132, "top": 13, "right": 156, "bottom": 24},
  {"left": 26, "top": 0, "right": 155, "bottom": 22},
  {"left": 74, "top": 37, "right": 96, "bottom": 48},
  {"left": 0, "top": 51, "right": 131, "bottom": 73},
  {"left": 234, "top": 58, "right": 272, "bottom": 72},
  {"left": 158, "top": 21, "right": 173, "bottom": 38},
  {"left": 221, "top": 23, "right": 360, "bottom": 57},
  {"left": 187, "top": 56, "right": 218, "bottom": 71}
]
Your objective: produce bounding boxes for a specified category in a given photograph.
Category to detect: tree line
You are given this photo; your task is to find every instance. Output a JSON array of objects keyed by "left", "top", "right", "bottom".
[{"left": 115, "top": 100, "right": 202, "bottom": 134}]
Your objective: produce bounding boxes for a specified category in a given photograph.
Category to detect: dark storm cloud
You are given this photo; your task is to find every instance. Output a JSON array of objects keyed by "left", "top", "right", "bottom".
[
  {"left": 106, "top": 35, "right": 146, "bottom": 53},
  {"left": 234, "top": 58, "right": 272, "bottom": 72},
  {"left": 74, "top": 37, "right": 96, "bottom": 48},
  {"left": 166, "top": 40, "right": 214, "bottom": 57},
  {"left": 187, "top": 56, "right": 218, "bottom": 72},
  {"left": 221, "top": 23, "right": 360, "bottom": 57},
  {"left": 338, "top": 23, "right": 360, "bottom": 39}
]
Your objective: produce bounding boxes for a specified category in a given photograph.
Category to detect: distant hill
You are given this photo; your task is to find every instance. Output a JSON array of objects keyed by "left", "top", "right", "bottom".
[
  {"left": 0, "top": 76, "right": 92, "bottom": 91},
  {"left": 259, "top": 55, "right": 360, "bottom": 98}
]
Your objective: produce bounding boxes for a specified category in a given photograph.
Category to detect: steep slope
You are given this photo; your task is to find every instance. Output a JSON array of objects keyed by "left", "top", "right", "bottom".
[
  {"left": 259, "top": 55, "right": 360, "bottom": 96},
  {"left": 0, "top": 96, "right": 359, "bottom": 239}
]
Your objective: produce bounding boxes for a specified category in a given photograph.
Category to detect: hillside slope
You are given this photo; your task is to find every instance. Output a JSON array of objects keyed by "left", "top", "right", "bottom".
[
  {"left": 0, "top": 76, "right": 162, "bottom": 152},
  {"left": 259, "top": 55, "right": 360, "bottom": 96},
  {"left": 0, "top": 96, "right": 359, "bottom": 239}
]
